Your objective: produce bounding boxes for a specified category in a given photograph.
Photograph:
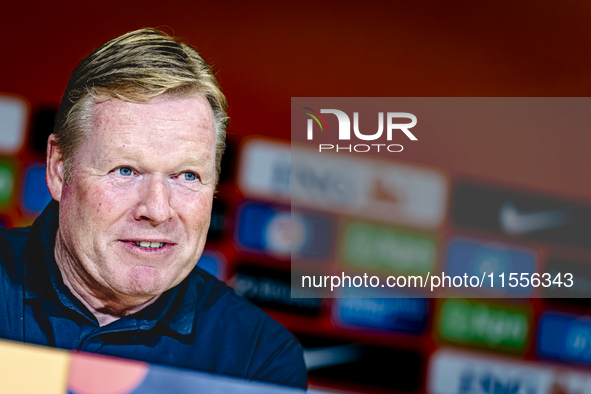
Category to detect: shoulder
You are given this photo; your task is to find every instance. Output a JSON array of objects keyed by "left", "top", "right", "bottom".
[
  {"left": 0, "top": 227, "right": 31, "bottom": 340},
  {"left": 188, "top": 267, "right": 308, "bottom": 389},
  {"left": 0, "top": 226, "right": 30, "bottom": 250},
  {"left": 0, "top": 227, "right": 31, "bottom": 281},
  {"left": 189, "top": 266, "right": 292, "bottom": 341},
  {"left": 189, "top": 266, "right": 294, "bottom": 342}
]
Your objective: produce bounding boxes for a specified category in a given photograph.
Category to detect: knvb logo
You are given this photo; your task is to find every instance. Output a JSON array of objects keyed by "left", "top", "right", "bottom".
[{"left": 303, "top": 107, "right": 417, "bottom": 153}]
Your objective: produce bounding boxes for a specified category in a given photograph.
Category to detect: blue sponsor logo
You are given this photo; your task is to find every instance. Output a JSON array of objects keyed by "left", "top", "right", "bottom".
[
  {"left": 236, "top": 202, "right": 333, "bottom": 259},
  {"left": 197, "top": 251, "right": 226, "bottom": 281},
  {"left": 538, "top": 313, "right": 591, "bottom": 365},
  {"left": 22, "top": 164, "right": 52, "bottom": 213},
  {"left": 445, "top": 237, "right": 536, "bottom": 295},
  {"left": 334, "top": 290, "right": 427, "bottom": 333}
]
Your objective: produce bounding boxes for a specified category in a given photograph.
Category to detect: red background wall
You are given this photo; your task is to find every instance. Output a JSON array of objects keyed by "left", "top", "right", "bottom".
[{"left": 1, "top": 0, "right": 590, "bottom": 202}]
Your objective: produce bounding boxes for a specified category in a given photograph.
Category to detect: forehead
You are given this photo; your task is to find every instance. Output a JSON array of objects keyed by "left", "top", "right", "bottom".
[
  {"left": 92, "top": 95, "right": 215, "bottom": 137},
  {"left": 80, "top": 95, "right": 217, "bottom": 171}
]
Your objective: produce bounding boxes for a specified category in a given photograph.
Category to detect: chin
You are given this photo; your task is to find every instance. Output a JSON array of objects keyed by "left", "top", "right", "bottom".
[{"left": 122, "top": 266, "right": 167, "bottom": 296}]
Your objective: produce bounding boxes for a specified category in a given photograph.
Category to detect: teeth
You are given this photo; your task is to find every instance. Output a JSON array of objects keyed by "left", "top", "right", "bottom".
[{"left": 133, "top": 241, "right": 165, "bottom": 248}]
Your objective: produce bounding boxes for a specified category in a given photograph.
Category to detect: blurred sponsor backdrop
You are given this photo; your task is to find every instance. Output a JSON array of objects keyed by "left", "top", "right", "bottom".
[{"left": 2, "top": 1, "right": 591, "bottom": 393}]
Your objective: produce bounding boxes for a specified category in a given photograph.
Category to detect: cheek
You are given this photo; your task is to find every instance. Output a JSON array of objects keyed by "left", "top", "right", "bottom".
[
  {"left": 171, "top": 192, "right": 213, "bottom": 231},
  {"left": 63, "top": 179, "right": 136, "bottom": 234},
  {"left": 88, "top": 188, "right": 124, "bottom": 215}
]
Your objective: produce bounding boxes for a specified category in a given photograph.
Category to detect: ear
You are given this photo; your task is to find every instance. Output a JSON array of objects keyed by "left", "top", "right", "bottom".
[{"left": 46, "top": 134, "right": 65, "bottom": 202}]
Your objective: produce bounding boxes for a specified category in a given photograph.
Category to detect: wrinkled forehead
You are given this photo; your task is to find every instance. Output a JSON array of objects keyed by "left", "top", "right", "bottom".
[
  {"left": 74, "top": 95, "right": 217, "bottom": 174},
  {"left": 91, "top": 95, "right": 215, "bottom": 135}
]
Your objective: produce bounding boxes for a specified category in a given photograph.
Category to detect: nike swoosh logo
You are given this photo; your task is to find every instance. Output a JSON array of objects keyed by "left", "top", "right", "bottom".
[
  {"left": 498, "top": 202, "right": 570, "bottom": 235},
  {"left": 303, "top": 344, "right": 362, "bottom": 371}
]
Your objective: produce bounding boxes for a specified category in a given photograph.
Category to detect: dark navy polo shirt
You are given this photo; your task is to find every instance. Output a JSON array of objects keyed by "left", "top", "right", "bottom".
[{"left": 0, "top": 201, "right": 307, "bottom": 390}]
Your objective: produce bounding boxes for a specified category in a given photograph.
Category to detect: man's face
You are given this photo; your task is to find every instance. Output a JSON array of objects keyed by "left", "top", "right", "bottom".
[{"left": 54, "top": 95, "right": 217, "bottom": 298}]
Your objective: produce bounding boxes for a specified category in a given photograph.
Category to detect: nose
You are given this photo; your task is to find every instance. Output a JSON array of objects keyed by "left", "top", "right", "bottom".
[{"left": 134, "top": 175, "right": 173, "bottom": 226}]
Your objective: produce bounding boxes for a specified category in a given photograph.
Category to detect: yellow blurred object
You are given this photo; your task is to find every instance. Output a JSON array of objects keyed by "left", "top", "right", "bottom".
[{"left": 0, "top": 339, "right": 70, "bottom": 394}]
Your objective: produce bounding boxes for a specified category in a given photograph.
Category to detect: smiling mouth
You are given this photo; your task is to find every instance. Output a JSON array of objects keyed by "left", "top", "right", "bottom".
[{"left": 132, "top": 241, "right": 167, "bottom": 249}]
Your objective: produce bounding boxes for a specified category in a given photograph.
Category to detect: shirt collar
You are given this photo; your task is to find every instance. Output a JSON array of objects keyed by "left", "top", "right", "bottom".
[
  {"left": 22, "top": 200, "right": 197, "bottom": 336},
  {"left": 149, "top": 276, "right": 199, "bottom": 336}
]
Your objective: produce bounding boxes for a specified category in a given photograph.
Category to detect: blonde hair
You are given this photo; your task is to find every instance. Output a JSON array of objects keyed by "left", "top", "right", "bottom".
[{"left": 53, "top": 28, "right": 228, "bottom": 184}]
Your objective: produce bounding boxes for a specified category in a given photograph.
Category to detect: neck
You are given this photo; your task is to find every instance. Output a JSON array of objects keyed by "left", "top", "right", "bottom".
[{"left": 53, "top": 230, "right": 160, "bottom": 326}]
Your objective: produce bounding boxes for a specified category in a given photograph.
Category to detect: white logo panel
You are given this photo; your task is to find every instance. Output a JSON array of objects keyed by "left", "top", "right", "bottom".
[
  {"left": 0, "top": 94, "right": 28, "bottom": 155},
  {"left": 428, "top": 348, "right": 591, "bottom": 394},
  {"left": 238, "top": 138, "right": 447, "bottom": 230}
]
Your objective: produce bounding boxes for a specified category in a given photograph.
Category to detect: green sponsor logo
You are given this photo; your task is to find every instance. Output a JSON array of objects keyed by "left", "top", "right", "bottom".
[
  {"left": 0, "top": 161, "right": 14, "bottom": 206},
  {"left": 438, "top": 299, "right": 528, "bottom": 351},
  {"left": 341, "top": 221, "right": 436, "bottom": 276}
]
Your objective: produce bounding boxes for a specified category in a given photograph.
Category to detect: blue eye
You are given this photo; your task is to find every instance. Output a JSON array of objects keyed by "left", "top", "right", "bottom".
[
  {"left": 117, "top": 167, "right": 133, "bottom": 176},
  {"left": 184, "top": 172, "right": 197, "bottom": 181}
]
